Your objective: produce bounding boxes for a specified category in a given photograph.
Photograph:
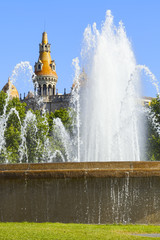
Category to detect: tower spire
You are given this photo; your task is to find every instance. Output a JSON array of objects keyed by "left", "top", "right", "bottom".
[
  {"left": 33, "top": 32, "right": 58, "bottom": 97},
  {"left": 42, "top": 32, "right": 48, "bottom": 44}
]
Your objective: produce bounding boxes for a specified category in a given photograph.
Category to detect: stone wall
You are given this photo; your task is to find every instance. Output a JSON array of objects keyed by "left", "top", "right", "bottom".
[
  {"left": 0, "top": 162, "right": 160, "bottom": 224},
  {"left": 22, "top": 94, "right": 70, "bottom": 112}
]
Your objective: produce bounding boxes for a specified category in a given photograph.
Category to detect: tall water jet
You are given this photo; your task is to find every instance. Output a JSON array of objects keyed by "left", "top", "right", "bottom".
[{"left": 78, "top": 10, "right": 145, "bottom": 161}]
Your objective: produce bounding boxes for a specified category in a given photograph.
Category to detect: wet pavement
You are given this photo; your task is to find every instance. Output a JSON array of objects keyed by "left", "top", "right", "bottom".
[{"left": 133, "top": 234, "right": 160, "bottom": 238}]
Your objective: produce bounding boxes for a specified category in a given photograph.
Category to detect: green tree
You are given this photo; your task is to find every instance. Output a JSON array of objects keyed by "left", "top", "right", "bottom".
[
  {"left": 146, "top": 96, "right": 160, "bottom": 161},
  {"left": 46, "top": 108, "right": 74, "bottom": 162},
  {"left": 5, "top": 124, "right": 21, "bottom": 163},
  {"left": 0, "top": 91, "right": 7, "bottom": 115},
  {"left": 4, "top": 97, "right": 26, "bottom": 162},
  {"left": 0, "top": 92, "right": 73, "bottom": 163},
  {"left": 47, "top": 107, "right": 74, "bottom": 134}
]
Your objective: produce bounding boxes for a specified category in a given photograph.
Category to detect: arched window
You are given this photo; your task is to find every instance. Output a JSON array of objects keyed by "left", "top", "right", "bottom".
[
  {"left": 48, "top": 85, "right": 52, "bottom": 96},
  {"left": 43, "top": 84, "right": 46, "bottom": 96},
  {"left": 38, "top": 84, "right": 41, "bottom": 96},
  {"left": 53, "top": 86, "right": 55, "bottom": 95}
]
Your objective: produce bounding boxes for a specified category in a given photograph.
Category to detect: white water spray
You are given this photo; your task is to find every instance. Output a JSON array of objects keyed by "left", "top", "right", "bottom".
[{"left": 76, "top": 10, "right": 145, "bottom": 161}]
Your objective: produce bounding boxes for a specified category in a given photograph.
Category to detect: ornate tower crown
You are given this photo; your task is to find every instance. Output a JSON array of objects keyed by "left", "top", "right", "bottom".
[
  {"left": 33, "top": 32, "right": 58, "bottom": 97},
  {"left": 2, "top": 77, "right": 19, "bottom": 99}
]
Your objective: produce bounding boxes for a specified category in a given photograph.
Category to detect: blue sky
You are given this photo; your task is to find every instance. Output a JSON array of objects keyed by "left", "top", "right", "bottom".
[{"left": 0, "top": 0, "right": 160, "bottom": 97}]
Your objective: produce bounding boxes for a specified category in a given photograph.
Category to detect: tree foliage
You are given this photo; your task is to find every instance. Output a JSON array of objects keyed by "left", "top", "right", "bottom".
[
  {"left": 0, "top": 91, "right": 73, "bottom": 163},
  {"left": 146, "top": 96, "right": 160, "bottom": 161}
]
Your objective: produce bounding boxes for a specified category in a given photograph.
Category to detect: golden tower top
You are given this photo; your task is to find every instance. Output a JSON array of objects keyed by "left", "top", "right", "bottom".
[
  {"left": 34, "top": 32, "right": 58, "bottom": 78},
  {"left": 2, "top": 77, "right": 19, "bottom": 99}
]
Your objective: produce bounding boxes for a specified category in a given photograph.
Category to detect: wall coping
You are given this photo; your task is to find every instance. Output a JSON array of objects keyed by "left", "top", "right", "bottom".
[{"left": 0, "top": 161, "right": 159, "bottom": 179}]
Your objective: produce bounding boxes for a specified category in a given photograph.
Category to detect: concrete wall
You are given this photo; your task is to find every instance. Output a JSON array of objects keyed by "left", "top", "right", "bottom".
[{"left": 0, "top": 162, "right": 160, "bottom": 224}]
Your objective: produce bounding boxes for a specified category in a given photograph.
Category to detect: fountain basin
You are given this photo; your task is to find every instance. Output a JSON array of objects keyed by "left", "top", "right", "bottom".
[{"left": 0, "top": 161, "right": 160, "bottom": 224}]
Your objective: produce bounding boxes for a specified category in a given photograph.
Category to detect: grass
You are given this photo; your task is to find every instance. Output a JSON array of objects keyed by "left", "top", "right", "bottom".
[{"left": 0, "top": 223, "right": 160, "bottom": 240}]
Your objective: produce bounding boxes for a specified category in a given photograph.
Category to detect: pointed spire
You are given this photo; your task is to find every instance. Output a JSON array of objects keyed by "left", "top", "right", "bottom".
[
  {"left": 35, "top": 32, "right": 58, "bottom": 78},
  {"left": 8, "top": 77, "right": 10, "bottom": 83},
  {"left": 42, "top": 32, "right": 48, "bottom": 44}
]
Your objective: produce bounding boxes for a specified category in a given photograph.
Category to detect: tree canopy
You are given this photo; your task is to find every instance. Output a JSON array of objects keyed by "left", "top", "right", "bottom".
[
  {"left": 146, "top": 96, "right": 160, "bottom": 161},
  {"left": 0, "top": 91, "right": 73, "bottom": 163}
]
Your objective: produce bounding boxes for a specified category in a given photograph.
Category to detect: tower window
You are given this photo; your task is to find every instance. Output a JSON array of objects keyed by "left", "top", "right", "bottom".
[
  {"left": 50, "top": 63, "right": 55, "bottom": 70},
  {"left": 38, "top": 64, "right": 41, "bottom": 70},
  {"left": 52, "top": 65, "right": 55, "bottom": 70}
]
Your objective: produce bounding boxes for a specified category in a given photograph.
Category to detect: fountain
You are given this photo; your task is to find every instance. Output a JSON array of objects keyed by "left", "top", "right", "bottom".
[
  {"left": 79, "top": 10, "right": 143, "bottom": 162},
  {"left": 0, "top": 10, "right": 160, "bottom": 224}
]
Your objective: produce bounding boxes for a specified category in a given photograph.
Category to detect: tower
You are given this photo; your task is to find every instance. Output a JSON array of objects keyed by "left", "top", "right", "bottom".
[
  {"left": 33, "top": 32, "right": 58, "bottom": 98},
  {"left": 2, "top": 77, "right": 19, "bottom": 99}
]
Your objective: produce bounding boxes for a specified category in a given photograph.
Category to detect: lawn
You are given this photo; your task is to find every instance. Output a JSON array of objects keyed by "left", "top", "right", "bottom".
[{"left": 0, "top": 223, "right": 160, "bottom": 240}]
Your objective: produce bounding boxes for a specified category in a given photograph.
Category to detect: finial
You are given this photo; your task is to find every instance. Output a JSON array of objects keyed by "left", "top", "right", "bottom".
[
  {"left": 44, "top": 18, "right": 46, "bottom": 32},
  {"left": 42, "top": 32, "right": 48, "bottom": 44}
]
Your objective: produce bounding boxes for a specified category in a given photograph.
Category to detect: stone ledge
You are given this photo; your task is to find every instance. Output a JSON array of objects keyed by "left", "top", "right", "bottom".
[
  {"left": 0, "top": 161, "right": 160, "bottom": 171},
  {"left": 0, "top": 166, "right": 160, "bottom": 179}
]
